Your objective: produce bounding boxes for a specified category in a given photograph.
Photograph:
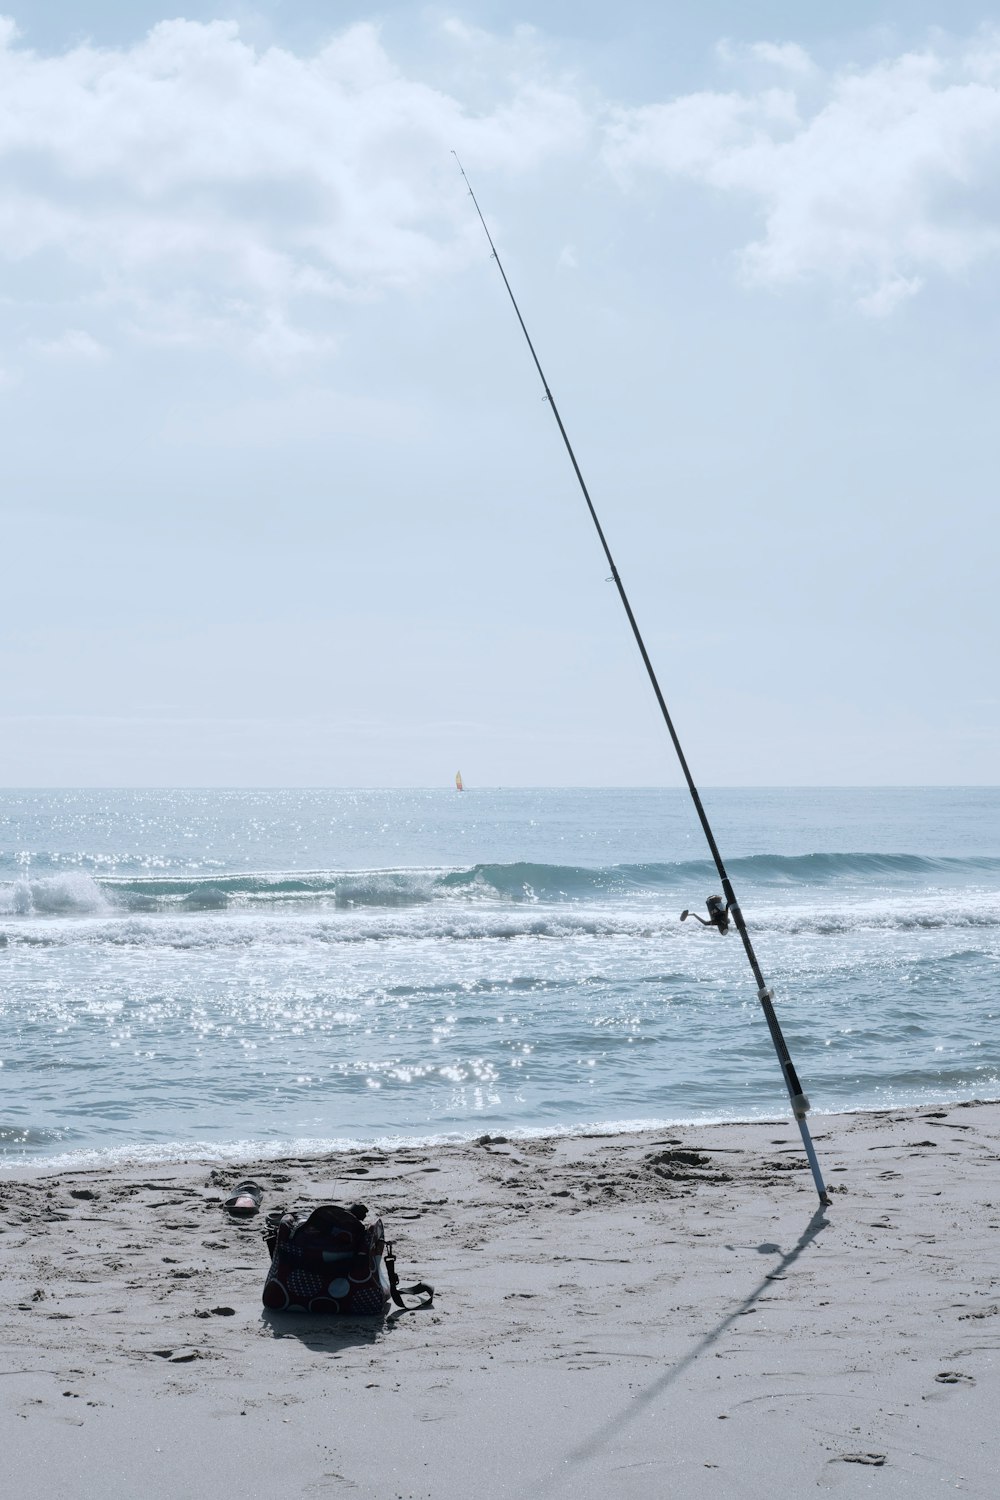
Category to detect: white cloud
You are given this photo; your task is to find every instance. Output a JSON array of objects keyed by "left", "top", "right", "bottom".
[
  {"left": 29, "top": 329, "right": 108, "bottom": 360},
  {"left": 748, "top": 42, "right": 816, "bottom": 77},
  {"left": 605, "top": 33, "right": 1000, "bottom": 312},
  {"left": 4, "top": 15, "right": 1000, "bottom": 342},
  {"left": 716, "top": 38, "right": 816, "bottom": 78},
  {"left": 856, "top": 273, "right": 924, "bottom": 317},
  {"left": 0, "top": 18, "right": 589, "bottom": 356}
]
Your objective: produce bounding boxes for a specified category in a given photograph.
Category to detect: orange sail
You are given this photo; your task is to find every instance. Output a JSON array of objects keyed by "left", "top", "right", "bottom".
[{"left": 455, "top": 771, "right": 464, "bottom": 792}]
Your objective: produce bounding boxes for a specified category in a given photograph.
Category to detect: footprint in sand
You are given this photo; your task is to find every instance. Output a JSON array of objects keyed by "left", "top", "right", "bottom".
[{"left": 839, "top": 1453, "right": 886, "bottom": 1466}]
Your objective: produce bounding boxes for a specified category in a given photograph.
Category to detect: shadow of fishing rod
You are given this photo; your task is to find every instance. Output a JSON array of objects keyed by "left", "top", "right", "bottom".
[
  {"left": 455, "top": 153, "right": 829, "bottom": 1206},
  {"left": 542, "top": 1204, "right": 830, "bottom": 1493}
]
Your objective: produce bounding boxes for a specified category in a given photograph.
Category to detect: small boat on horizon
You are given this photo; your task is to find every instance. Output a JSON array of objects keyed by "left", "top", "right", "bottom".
[{"left": 455, "top": 771, "right": 464, "bottom": 792}]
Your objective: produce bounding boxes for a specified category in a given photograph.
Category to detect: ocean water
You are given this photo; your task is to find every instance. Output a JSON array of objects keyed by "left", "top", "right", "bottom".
[{"left": 1, "top": 787, "right": 998, "bottom": 1168}]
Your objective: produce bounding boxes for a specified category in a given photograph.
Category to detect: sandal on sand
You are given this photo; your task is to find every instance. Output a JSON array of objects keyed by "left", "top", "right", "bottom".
[{"left": 224, "top": 1181, "right": 263, "bottom": 1217}]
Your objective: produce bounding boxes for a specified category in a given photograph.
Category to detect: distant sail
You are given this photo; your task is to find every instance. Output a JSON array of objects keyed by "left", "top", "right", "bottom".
[{"left": 455, "top": 771, "right": 464, "bottom": 792}]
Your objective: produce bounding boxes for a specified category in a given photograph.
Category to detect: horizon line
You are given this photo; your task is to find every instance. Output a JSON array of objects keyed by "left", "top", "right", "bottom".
[{"left": 1, "top": 784, "right": 998, "bottom": 793}]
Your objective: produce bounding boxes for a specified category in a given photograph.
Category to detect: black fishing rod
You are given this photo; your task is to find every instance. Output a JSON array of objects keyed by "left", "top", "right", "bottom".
[{"left": 455, "top": 154, "right": 829, "bottom": 1206}]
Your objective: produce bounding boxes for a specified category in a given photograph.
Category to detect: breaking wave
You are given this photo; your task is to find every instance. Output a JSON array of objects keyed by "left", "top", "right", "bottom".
[
  {"left": 2, "top": 900, "right": 999, "bottom": 951},
  {"left": 0, "top": 873, "right": 111, "bottom": 918},
  {"left": 2, "top": 851, "right": 997, "bottom": 922}
]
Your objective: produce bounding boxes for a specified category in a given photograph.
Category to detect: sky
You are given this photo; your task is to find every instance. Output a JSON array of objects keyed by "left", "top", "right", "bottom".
[{"left": 1, "top": 2, "right": 999, "bottom": 787}]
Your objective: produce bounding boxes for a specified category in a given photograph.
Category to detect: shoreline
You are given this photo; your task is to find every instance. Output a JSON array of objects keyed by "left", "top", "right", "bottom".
[
  {"left": 5, "top": 1092, "right": 1000, "bottom": 1178},
  {"left": 3, "top": 1099, "right": 1000, "bottom": 1496}
]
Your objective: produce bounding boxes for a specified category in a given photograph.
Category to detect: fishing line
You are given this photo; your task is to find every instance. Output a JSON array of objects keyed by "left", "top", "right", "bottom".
[{"left": 454, "top": 153, "right": 829, "bottom": 1206}]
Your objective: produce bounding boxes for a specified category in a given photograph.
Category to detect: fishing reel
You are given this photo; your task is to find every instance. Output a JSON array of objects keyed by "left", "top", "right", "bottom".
[{"left": 680, "top": 894, "right": 730, "bottom": 934}]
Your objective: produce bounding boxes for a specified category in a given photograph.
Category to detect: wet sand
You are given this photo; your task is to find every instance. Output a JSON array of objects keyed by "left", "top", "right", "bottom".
[{"left": 1, "top": 1102, "right": 998, "bottom": 1497}]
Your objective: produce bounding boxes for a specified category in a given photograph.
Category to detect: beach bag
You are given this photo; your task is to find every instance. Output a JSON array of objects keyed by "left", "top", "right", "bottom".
[{"left": 262, "top": 1204, "right": 433, "bottom": 1315}]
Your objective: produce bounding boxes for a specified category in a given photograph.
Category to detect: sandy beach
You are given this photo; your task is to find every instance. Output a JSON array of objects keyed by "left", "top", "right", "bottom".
[{"left": 1, "top": 1102, "right": 998, "bottom": 1498}]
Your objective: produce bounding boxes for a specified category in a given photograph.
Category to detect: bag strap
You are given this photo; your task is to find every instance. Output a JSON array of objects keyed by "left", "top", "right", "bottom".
[{"left": 384, "top": 1243, "right": 434, "bottom": 1311}]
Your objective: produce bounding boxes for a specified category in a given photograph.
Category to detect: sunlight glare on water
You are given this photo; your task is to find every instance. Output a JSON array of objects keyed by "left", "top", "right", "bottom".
[{"left": 1, "top": 787, "right": 998, "bottom": 1164}]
